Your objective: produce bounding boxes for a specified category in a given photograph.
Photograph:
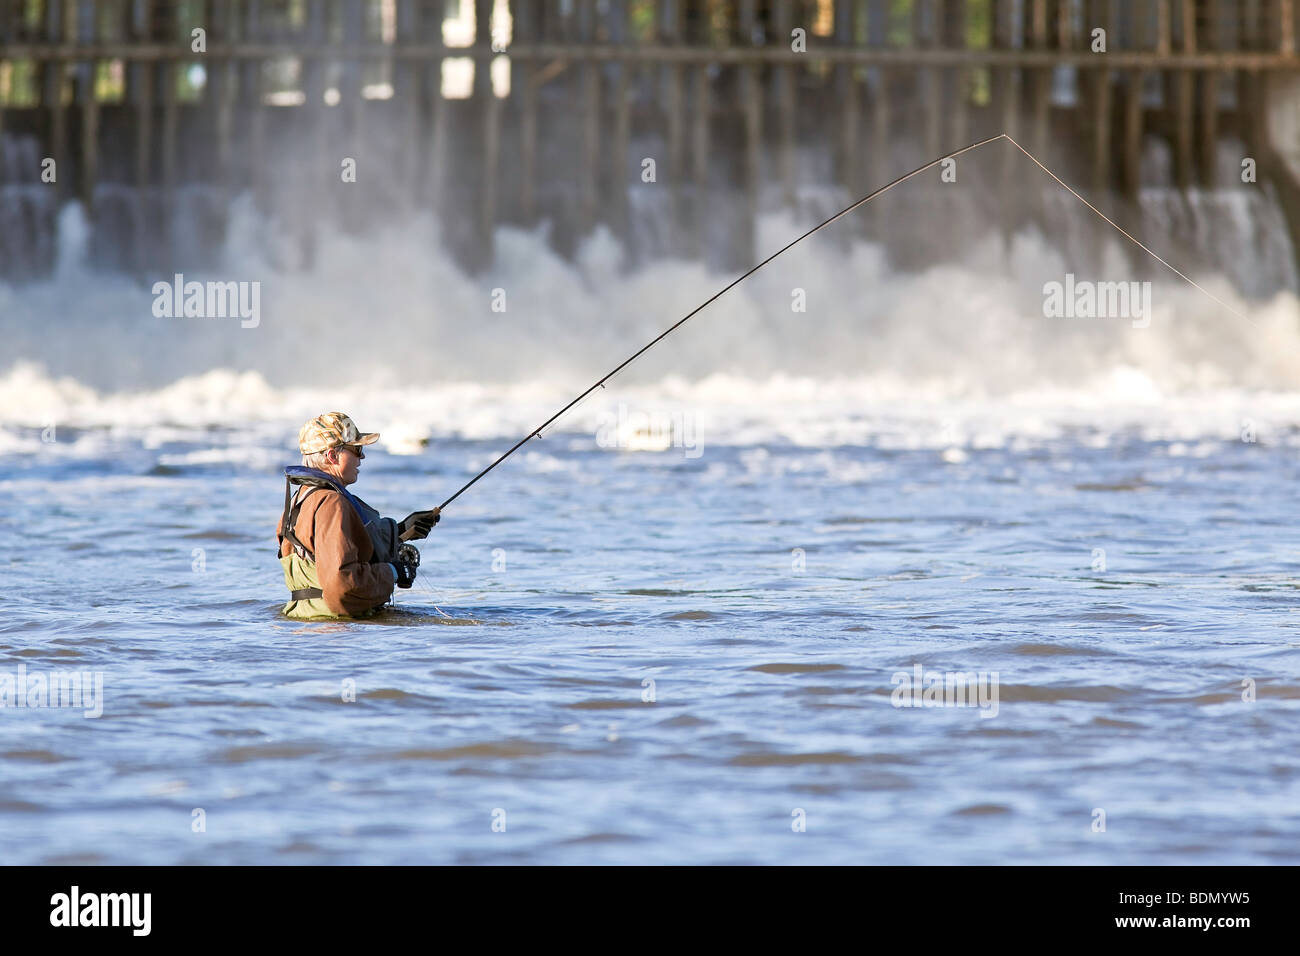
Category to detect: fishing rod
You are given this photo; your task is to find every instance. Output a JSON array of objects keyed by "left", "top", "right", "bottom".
[
  {"left": 435, "top": 133, "right": 1009, "bottom": 512},
  {"left": 435, "top": 127, "right": 1253, "bottom": 511}
]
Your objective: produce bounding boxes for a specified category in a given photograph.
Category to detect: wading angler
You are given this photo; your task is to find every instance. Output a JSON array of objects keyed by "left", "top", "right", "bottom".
[{"left": 277, "top": 412, "right": 442, "bottom": 619}]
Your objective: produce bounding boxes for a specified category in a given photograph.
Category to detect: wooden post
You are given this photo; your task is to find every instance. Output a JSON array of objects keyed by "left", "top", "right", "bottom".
[
  {"left": 0, "top": 1, "right": 7, "bottom": 173},
  {"left": 863, "top": 0, "right": 888, "bottom": 193},
  {"left": 340, "top": 0, "right": 364, "bottom": 160},
  {"left": 609, "top": 0, "right": 631, "bottom": 244},
  {"left": 1057, "top": 0, "right": 1073, "bottom": 48},
  {"left": 995, "top": 0, "right": 1020, "bottom": 237},
  {"left": 394, "top": 0, "right": 421, "bottom": 190},
  {"left": 1031, "top": 0, "right": 1049, "bottom": 157},
  {"left": 127, "top": 0, "right": 155, "bottom": 270},
  {"left": 300, "top": 0, "right": 327, "bottom": 163},
  {"left": 948, "top": 0, "right": 969, "bottom": 150},
  {"left": 737, "top": 0, "right": 761, "bottom": 268},
  {"left": 1239, "top": 0, "right": 1256, "bottom": 49},
  {"left": 479, "top": 0, "right": 500, "bottom": 265},
  {"left": 1200, "top": 0, "right": 1219, "bottom": 187},
  {"left": 293, "top": 0, "right": 329, "bottom": 266},
  {"left": 870, "top": 44, "right": 891, "bottom": 204},
  {"left": 578, "top": 0, "right": 599, "bottom": 237},
  {"left": 159, "top": 33, "right": 178, "bottom": 219},
  {"left": 662, "top": 0, "right": 682, "bottom": 187},
  {"left": 680, "top": 1, "right": 713, "bottom": 261},
  {"left": 1121, "top": 3, "right": 1146, "bottom": 200},
  {"left": 513, "top": 0, "right": 538, "bottom": 224},
  {"left": 995, "top": 0, "right": 1020, "bottom": 179},
  {"left": 427, "top": 0, "right": 448, "bottom": 213},
  {"left": 41, "top": 0, "right": 66, "bottom": 200},
  {"left": 924, "top": 0, "right": 941, "bottom": 158},
  {"left": 1091, "top": 0, "right": 1113, "bottom": 198},
  {"left": 833, "top": 0, "right": 859, "bottom": 193},
  {"left": 1174, "top": 0, "right": 1194, "bottom": 189},
  {"left": 575, "top": 1, "right": 593, "bottom": 48},
  {"left": 241, "top": 0, "right": 266, "bottom": 205},
  {"left": 74, "top": 0, "right": 98, "bottom": 217},
  {"left": 771, "top": 0, "right": 795, "bottom": 208},
  {"left": 846, "top": 1, "right": 862, "bottom": 199},
  {"left": 1282, "top": 0, "right": 1296, "bottom": 54},
  {"left": 0, "top": 0, "right": 7, "bottom": 171},
  {"left": 1232, "top": 1, "right": 1255, "bottom": 193},
  {"left": 153, "top": 0, "right": 179, "bottom": 267},
  {"left": 1092, "top": 69, "right": 1112, "bottom": 196},
  {"left": 690, "top": 60, "right": 709, "bottom": 260},
  {"left": 541, "top": 1, "right": 564, "bottom": 42},
  {"left": 1248, "top": 0, "right": 1271, "bottom": 157},
  {"left": 209, "top": 0, "right": 237, "bottom": 190},
  {"left": 442, "top": 0, "right": 492, "bottom": 270},
  {"left": 1229, "top": 0, "right": 1258, "bottom": 200},
  {"left": 1123, "top": 71, "right": 1144, "bottom": 198},
  {"left": 871, "top": 65, "right": 891, "bottom": 188},
  {"left": 658, "top": 0, "right": 687, "bottom": 252}
]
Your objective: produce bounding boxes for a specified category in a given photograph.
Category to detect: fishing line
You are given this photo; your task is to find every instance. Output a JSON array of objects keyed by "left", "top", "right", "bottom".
[
  {"left": 1000, "top": 134, "right": 1253, "bottom": 326},
  {"left": 436, "top": 132, "right": 1250, "bottom": 511},
  {"left": 397, "top": 575, "right": 454, "bottom": 618}
]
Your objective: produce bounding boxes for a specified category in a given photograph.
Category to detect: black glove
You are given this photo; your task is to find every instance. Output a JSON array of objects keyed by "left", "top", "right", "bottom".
[
  {"left": 398, "top": 508, "right": 441, "bottom": 541},
  {"left": 394, "top": 558, "right": 418, "bottom": 589}
]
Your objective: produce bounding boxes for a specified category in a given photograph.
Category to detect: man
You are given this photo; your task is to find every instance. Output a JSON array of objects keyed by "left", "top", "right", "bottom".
[{"left": 277, "top": 412, "right": 441, "bottom": 619}]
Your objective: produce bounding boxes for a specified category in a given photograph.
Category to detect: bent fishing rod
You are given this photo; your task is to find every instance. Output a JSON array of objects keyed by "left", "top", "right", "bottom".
[
  {"left": 434, "top": 129, "right": 1245, "bottom": 513},
  {"left": 433, "top": 133, "right": 1007, "bottom": 512}
]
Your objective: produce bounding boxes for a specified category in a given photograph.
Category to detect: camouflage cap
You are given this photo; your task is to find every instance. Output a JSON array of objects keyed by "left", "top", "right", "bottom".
[{"left": 298, "top": 412, "right": 381, "bottom": 455}]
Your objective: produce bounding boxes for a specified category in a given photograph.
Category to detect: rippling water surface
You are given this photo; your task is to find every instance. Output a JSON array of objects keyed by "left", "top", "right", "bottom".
[
  {"left": 4, "top": 408, "right": 1299, "bottom": 865},
  {"left": 6, "top": 195, "right": 1300, "bottom": 863}
]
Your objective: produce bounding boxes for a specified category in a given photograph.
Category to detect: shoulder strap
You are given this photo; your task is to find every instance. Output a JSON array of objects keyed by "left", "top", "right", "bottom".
[{"left": 278, "top": 478, "right": 323, "bottom": 560}]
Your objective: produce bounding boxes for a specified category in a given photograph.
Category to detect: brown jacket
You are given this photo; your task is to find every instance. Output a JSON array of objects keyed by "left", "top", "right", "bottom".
[{"left": 278, "top": 489, "right": 396, "bottom": 617}]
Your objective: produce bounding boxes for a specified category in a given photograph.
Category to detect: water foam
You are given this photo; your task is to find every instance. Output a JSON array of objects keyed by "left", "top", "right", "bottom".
[{"left": 4, "top": 194, "right": 1300, "bottom": 452}]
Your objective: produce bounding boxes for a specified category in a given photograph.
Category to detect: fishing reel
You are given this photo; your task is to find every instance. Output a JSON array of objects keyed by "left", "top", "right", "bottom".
[
  {"left": 392, "top": 541, "right": 422, "bottom": 592},
  {"left": 396, "top": 542, "right": 421, "bottom": 569}
]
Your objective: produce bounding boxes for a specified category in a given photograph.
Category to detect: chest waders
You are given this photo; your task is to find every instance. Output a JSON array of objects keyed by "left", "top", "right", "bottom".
[{"left": 277, "top": 467, "right": 401, "bottom": 620}]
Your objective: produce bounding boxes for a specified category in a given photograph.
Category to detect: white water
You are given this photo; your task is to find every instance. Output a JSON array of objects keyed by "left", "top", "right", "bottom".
[
  {"left": 6, "top": 190, "right": 1300, "bottom": 866},
  {"left": 4, "top": 193, "right": 1300, "bottom": 459}
]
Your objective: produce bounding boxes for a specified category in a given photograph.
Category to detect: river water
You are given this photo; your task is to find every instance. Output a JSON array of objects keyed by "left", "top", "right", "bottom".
[{"left": 3, "top": 204, "right": 1300, "bottom": 864}]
